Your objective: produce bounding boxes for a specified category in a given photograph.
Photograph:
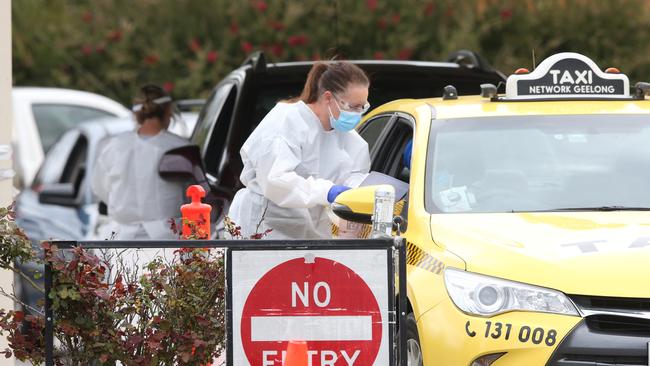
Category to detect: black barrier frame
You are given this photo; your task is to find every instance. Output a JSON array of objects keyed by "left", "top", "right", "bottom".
[{"left": 46, "top": 239, "right": 407, "bottom": 366}]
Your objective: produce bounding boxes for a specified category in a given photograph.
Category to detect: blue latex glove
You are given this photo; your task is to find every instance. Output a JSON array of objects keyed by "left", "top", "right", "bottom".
[
  {"left": 402, "top": 139, "right": 413, "bottom": 169},
  {"left": 327, "top": 185, "right": 351, "bottom": 203}
]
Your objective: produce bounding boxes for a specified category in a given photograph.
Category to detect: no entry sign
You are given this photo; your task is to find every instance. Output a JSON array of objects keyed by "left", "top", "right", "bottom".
[{"left": 229, "top": 249, "right": 391, "bottom": 366}]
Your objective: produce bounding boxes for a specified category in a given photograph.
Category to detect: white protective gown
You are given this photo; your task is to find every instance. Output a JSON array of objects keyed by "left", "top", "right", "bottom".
[
  {"left": 228, "top": 101, "right": 370, "bottom": 239},
  {"left": 92, "top": 130, "right": 189, "bottom": 240}
]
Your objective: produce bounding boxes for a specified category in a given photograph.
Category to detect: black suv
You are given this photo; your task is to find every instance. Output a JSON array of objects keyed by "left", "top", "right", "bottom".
[{"left": 163, "top": 51, "right": 505, "bottom": 223}]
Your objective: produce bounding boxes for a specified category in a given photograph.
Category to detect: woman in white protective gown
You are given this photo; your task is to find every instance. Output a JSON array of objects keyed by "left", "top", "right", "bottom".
[{"left": 228, "top": 61, "right": 372, "bottom": 239}]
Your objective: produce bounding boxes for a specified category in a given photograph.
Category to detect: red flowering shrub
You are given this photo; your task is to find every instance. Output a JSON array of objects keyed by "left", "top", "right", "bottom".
[
  {"left": 207, "top": 50, "right": 218, "bottom": 64},
  {"left": 241, "top": 41, "right": 254, "bottom": 54},
  {"left": 287, "top": 34, "right": 309, "bottom": 47},
  {"left": 0, "top": 205, "right": 226, "bottom": 365},
  {"left": 11, "top": 0, "right": 650, "bottom": 104},
  {"left": 144, "top": 54, "right": 160, "bottom": 66},
  {"left": 162, "top": 81, "right": 175, "bottom": 92}
]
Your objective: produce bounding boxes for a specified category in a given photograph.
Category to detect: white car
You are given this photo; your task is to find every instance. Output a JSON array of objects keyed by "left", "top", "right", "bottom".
[
  {"left": 170, "top": 99, "right": 204, "bottom": 138},
  {"left": 12, "top": 87, "right": 131, "bottom": 188}
]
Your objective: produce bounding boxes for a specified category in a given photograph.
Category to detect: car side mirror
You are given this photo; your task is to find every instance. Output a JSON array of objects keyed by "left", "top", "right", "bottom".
[
  {"left": 331, "top": 185, "right": 386, "bottom": 225},
  {"left": 39, "top": 182, "right": 79, "bottom": 207},
  {"left": 159, "top": 144, "right": 227, "bottom": 224},
  {"left": 159, "top": 145, "right": 206, "bottom": 183}
]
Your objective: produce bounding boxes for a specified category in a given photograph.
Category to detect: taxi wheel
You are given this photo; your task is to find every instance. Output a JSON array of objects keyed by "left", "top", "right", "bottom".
[{"left": 406, "top": 313, "right": 423, "bottom": 366}]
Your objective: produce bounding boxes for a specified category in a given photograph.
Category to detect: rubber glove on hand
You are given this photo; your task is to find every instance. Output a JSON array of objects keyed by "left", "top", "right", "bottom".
[{"left": 327, "top": 185, "right": 351, "bottom": 203}]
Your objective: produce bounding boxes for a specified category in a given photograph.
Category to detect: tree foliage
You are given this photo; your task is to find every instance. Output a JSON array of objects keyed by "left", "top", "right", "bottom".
[{"left": 13, "top": 0, "right": 650, "bottom": 104}]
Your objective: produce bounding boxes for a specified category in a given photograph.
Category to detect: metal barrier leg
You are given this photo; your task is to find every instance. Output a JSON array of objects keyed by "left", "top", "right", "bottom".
[
  {"left": 398, "top": 239, "right": 407, "bottom": 365},
  {"left": 44, "top": 261, "right": 54, "bottom": 366}
]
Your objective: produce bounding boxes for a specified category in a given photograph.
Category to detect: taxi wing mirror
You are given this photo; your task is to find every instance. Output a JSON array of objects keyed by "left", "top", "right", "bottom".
[{"left": 331, "top": 185, "right": 382, "bottom": 225}]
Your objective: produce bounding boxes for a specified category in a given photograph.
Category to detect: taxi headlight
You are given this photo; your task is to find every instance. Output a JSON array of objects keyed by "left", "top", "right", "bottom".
[{"left": 444, "top": 268, "right": 579, "bottom": 317}]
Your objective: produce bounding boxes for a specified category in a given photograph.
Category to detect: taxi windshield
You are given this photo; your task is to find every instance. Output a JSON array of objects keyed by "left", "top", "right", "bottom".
[{"left": 426, "top": 114, "right": 650, "bottom": 213}]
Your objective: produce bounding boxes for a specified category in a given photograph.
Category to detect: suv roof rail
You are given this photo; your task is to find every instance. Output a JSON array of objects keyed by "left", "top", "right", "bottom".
[
  {"left": 446, "top": 50, "right": 505, "bottom": 78},
  {"left": 241, "top": 51, "right": 267, "bottom": 74}
]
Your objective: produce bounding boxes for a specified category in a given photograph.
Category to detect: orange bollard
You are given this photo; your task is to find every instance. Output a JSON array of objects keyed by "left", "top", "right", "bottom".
[
  {"left": 181, "top": 185, "right": 212, "bottom": 239},
  {"left": 284, "top": 341, "right": 308, "bottom": 366}
]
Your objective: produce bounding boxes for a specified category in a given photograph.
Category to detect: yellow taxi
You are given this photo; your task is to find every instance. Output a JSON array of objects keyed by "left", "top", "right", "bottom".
[{"left": 333, "top": 53, "right": 650, "bottom": 365}]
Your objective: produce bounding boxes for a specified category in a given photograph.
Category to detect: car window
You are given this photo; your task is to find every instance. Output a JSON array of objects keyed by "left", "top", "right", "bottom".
[
  {"left": 192, "top": 83, "right": 235, "bottom": 150},
  {"left": 202, "top": 84, "right": 238, "bottom": 176},
  {"left": 359, "top": 114, "right": 393, "bottom": 154},
  {"left": 369, "top": 117, "right": 413, "bottom": 221},
  {"left": 32, "top": 104, "right": 115, "bottom": 153},
  {"left": 32, "top": 130, "right": 80, "bottom": 188},
  {"left": 60, "top": 135, "right": 88, "bottom": 193},
  {"left": 426, "top": 114, "right": 650, "bottom": 213},
  {"left": 204, "top": 82, "right": 304, "bottom": 178},
  {"left": 249, "top": 83, "right": 304, "bottom": 131},
  {"left": 371, "top": 117, "right": 413, "bottom": 179}
]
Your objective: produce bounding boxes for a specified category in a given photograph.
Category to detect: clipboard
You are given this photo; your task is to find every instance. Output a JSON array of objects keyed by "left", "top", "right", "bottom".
[{"left": 360, "top": 171, "right": 409, "bottom": 201}]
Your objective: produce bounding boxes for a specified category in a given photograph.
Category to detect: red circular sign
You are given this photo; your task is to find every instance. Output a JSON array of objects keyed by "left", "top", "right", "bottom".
[{"left": 241, "top": 256, "right": 382, "bottom": 366}]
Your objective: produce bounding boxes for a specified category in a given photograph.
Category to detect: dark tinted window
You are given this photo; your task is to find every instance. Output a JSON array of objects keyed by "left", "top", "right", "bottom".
[
  {"left": 250, "top": 84, "right": 303, "bottom": 128},
  {"left": 60, "top": 135, "right": 88, "bottom": 191},
  {"left": 32, "top": 104, "right": 114, "bottom": 153},
  {"left": 373, "top": 118, "right": 413, "bottom": 179},
  {"left": 203, "top": 82, "right": 303, "bottom": 175},
  {"left": 359, "top": 114, "right": 392, "bottom": 153},
  {"left": 203, "top": 85, "right": 238, "bottom": 175},
  {"left": 192, "top": 83, "right": 235, "bottom": 150}
]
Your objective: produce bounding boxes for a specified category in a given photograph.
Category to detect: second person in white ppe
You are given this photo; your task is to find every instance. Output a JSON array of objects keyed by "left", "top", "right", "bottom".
[
  {"left": 228, "top": 61, "right": 371, "bottom": 239},
  {"left": 92, "top": 84, "right": 191, "bottom": 240}
]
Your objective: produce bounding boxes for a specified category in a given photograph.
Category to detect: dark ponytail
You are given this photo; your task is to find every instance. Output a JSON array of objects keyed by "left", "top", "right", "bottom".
[
  {"left": 133, "top": 84, "right": 172, "bottom": 125},
  {"left": 299, "top": 62, "right": 329, "bottom": 103},
  {"left": 298, "top": 61, "right": 369, "bottom": 104}
]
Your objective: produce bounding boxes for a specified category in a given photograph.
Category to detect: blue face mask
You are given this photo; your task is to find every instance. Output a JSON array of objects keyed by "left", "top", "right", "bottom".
[{"left": 328, "top": 99, "right": 362, "bottom": 132}]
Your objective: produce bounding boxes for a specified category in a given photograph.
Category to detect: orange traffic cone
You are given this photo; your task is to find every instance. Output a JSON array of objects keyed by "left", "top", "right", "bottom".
[{"left": 284, "top": 340, "right": 308, "bottom": 366}]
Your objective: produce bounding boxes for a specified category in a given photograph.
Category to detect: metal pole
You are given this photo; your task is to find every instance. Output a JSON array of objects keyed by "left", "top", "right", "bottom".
[
  {"left": 397, "top": 237, "right": 407, "bottom": 364},
  {"left": 44, "top": 261, "right": 54, "bottom": 366}
]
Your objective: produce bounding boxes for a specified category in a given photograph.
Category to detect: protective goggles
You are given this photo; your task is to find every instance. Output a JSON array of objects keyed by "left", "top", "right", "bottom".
[{"left": 334, "top": 95, "right": 371, "bottom": 114}]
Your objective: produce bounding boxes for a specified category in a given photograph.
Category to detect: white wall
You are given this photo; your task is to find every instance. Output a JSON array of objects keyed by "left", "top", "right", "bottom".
[
  {"left": 0, "top": 0, "right": 11, "bottom": 203},
  {"left": 0, "top": 1, "right": 15, "bottom": 365}
]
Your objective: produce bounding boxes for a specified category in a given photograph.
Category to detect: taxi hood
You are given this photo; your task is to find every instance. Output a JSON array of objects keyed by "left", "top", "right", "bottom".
[{"left": 431, "top": 212, "right": 650, "bottom": 298}]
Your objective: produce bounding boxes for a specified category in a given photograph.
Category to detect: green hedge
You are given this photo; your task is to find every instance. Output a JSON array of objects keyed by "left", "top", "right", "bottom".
[{"left": 12, "top": 0, "right": 650, "bottom": 105}]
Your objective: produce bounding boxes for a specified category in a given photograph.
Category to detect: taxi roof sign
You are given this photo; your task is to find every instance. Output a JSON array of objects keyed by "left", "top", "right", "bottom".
[{"left": 505, "top": 53, "right": 630, "bottom": 100}]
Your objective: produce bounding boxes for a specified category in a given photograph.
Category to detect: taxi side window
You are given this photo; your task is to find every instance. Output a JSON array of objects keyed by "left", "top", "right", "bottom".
[
  {"left": 371, "top": 116, "right": 413, "bottom": 223},
  {"left": 359, "top": 114, "right": 393, "bottom": 155},
  {"left": 372, "top": 117, "right": 413, "bottom": 181}
]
